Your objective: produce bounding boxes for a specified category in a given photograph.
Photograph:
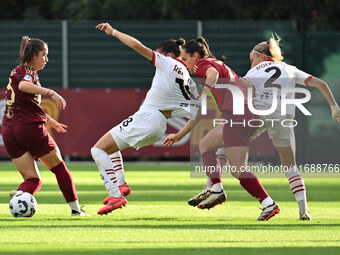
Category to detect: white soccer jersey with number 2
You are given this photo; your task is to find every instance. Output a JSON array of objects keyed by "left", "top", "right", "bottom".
[
  {"left": 244, "top": 60, "right": 312, "bottom": 116},
  {"left": 142, "top": 51, "right": 200, "bottom": 119}
]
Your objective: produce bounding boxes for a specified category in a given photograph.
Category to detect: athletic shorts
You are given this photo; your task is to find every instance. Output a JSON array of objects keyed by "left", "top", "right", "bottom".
[
  {"left": 256, "top": 105, "right": 294, "bottom": 147},
  {"left": 110, "top": 105, "right": 167, "bottom": 150},
  {"left": 222, "top": 108, "right": 258, "bottom": 148},
  {"left": 2, "top": 123, "right": 57, "bottom": 159}
]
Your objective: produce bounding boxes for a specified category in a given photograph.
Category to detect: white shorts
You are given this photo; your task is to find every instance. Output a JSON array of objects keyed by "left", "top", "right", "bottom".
[
  {"left": 257, "top": 106, "right": 295, "bottom": 147},
  {"left": 110, "top": 105, "right": 167, "bottom": 150}
]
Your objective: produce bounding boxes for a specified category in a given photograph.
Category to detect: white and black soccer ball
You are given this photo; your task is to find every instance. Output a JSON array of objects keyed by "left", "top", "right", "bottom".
[{"left": 9, "top": 192, "right": 37, "bottom": 218}]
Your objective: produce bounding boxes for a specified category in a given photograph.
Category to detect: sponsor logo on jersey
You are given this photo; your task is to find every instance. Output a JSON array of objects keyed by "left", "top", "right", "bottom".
[{"left": 23, "top": 74, "right": 31, "bottom": 81}]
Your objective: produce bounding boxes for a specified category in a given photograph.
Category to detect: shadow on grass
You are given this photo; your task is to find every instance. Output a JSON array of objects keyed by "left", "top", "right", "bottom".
[
  {"left": 0, "top": 247, "right": 340, "bottom": 255},
  {"left": 2, "top": 181, "right": 340, "bottom": 204},
  {"left": 1, "top": 219, "right": 340, "bottom": 230}
]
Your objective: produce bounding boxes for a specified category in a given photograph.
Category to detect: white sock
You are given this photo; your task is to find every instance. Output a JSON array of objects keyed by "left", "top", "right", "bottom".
[
  {"left": 261, "top": 197, "right": 274, "bottom": 208},
  {"left": 216, "top": 147, "right": 228, "bottom": 168},
  {"left": 91, "top": 147, "right": 121, "bottom": 197},
  {"left": 298, "top": 200, "right": 308, "bottom": 214},
  {"left": 109, "top": 151, "right": 126, "bottom": 186},
  {"left": 204, "top": 178, "right": 212, "bottom": 189},
  {"left": 211, "top": 182, "right": 223, "bottom": 192},
  {"left": 68, "top": 200, "right": 80, "bottom": 212},
  {"left": 285, "top": 166, "right": 307, "bottom": 203}
]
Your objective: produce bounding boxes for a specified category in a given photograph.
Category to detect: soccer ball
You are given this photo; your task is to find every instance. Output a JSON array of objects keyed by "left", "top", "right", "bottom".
[{"left": 9, "top": 192, "right": 37, "bottom": 218}]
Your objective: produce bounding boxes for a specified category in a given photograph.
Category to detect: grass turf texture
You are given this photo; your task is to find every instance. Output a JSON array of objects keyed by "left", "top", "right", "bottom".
[{"left": 0, "top": 163, "right": 340, "bottom": 255}]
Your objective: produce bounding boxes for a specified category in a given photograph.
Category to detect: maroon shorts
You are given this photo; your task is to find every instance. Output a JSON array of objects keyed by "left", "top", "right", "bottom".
[
  {"left": 222, "top": 108, "right": 258, "bottom": 148},
  {"left": 2, "top": 123, "right": 57, "bottom": 159}
]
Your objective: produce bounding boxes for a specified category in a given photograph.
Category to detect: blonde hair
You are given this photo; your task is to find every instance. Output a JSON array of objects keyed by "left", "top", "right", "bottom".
[{"left": 253, "top": 33, "right": 283, "bottom": 62}]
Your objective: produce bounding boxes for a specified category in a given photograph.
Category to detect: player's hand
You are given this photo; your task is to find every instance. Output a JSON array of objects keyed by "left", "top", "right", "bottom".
[
  {"left": 51, "top": 92, "right": 66, "bottom": 110},
  {"left": 95, "top": 23, "right": 114, "bottom": 35},
  {"left": 163, "top": 133, "right": 182, "bottom": 147},
  {"left": 331, "top": 104, "right": 340, "bottom": 123},
  {"left": 48, "top": 118, "right": 68, "bottom": 133}
]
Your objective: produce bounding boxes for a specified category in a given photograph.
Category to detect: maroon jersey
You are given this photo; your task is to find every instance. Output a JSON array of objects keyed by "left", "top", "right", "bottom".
[
  {"left": 194, "top": 58, "right": 247, "bottom": 112},
  {"left": 3, "top": 65, "right": 47, "bottom": 126}
]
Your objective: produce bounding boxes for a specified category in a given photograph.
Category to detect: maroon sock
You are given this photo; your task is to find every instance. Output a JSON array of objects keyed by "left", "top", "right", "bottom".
[
  {"left": 18, "top": 178, "right": 42, "bottom": 195},
  {"left": 202, "top": 151, "right": 221, "bottom": 185},
  {"left": 238, "top": 171, "right": 269, "bottom": 203},
  {"left": 50, "top": 161, "right": 78, "bottom": 202}
]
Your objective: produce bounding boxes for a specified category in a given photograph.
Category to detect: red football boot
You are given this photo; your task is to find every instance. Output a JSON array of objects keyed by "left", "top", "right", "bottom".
[
  {"left": 98, "top": 196, "right": 127, "bottom": 215},
  {"left": 119, "top": 183, "right": 131, "bottom": 197},
  {"left": 102, "top": 184, "right": 131, "bottom": 205}
]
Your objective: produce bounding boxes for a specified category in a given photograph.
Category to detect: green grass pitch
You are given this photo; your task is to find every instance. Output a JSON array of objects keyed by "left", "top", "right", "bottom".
[{"left": 1, "top": 162, "right": 340, "bottom": 255}]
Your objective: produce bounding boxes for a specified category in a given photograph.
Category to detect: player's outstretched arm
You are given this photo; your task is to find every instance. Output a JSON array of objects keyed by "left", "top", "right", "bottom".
[
  {"left": 95, "top": 22, "right": 153, "bottom": 61},
  {"left": 306, "top": 77, "right": 340, "bottom": 122}
]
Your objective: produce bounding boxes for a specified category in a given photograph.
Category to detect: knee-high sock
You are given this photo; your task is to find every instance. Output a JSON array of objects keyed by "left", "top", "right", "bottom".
[
  {"left": 238, "top": 171, "right": 269, "bottom": 203},
  {"left": 202, "top": 151, "right": 221, "bottom": 185},
  {"left": 18, "top": 178, "right": 42, "bottom": 195},
  {"left": 50, "top": 161, "right": 78, "bottom": 202},
  {"left": 91, "top": 147, "right": 121, "bottom": 197},
  {"left": 109, "top": 151, "right": 126, "bottom": 186},
  {"left": 285, "top": 166, "right": 306, "bottom": 202}
]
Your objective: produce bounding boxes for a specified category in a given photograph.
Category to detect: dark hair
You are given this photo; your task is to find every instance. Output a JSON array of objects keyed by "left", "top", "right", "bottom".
[
  {"left": 18, "top": 36, "right": 46, "bottom": 65},
  {"left": 182, "top": 37, "right": 214, "bottom": 58},
  {"left": 156, "top": 38, "right": 185, "bottom": 58}
]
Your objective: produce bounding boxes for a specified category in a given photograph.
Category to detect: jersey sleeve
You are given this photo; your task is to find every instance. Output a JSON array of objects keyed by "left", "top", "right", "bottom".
[
  {"left": 15, "top": 68, "right": 34, "bottom": 84},
  {"left": 152, "top": 51, "right": 172, "bottom": 71},
  {"left": 291, "top": 65, "right": 313, "bottom": 86},
  {"left": 243, "top": 68, "right": 255, "bottom": 83},
  {"left": 194, "top": 60, "right": 212, "bottom": 78}
]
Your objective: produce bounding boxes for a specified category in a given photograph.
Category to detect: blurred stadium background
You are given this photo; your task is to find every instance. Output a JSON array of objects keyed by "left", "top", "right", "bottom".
[{"left": 0, "top": 0, "right": 339, "bottom": 164}]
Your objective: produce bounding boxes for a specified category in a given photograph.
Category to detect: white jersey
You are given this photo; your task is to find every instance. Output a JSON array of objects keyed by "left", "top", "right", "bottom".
[
  {"left": 142, "top": 51, "right": 200, "bottom": 119},
  {"left": 244, "top": 60, "right": 312, "bottom": 116}
]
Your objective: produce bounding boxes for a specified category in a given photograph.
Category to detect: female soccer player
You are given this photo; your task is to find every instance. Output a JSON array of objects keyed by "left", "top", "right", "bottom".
[
  {"left": 164, "top": 37, "right": 279, "bottom": 221},
  {"left": 93, "top": 23, "right": 200, "bottom": 215},
  {"left": 3, "top": 36, "right": 88, "bottom": 216},
  {"left": 242, "top": 34, "right": 340, "bottom": 220}
]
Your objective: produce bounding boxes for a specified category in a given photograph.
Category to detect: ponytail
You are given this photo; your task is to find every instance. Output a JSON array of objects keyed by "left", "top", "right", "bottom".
[
  {"left": 18, "top": 36, "right": 46, "bottom": 65},
  {"left": 268, "top": 33, "right": 283, "bottom": 62},
  {"left": 182, "top": 37, "right": 215, "bottom": 58},
  {"left": 253, "top": 33, "right": 283, "bottom": 62}
]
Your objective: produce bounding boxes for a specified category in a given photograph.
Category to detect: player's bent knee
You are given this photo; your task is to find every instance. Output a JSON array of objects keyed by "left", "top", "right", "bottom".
[
  {"left": 272, "top": 137, "right": 291, "bottom": 147},
  {"left": 91, "top": 147, "right": 103, "bottom": 161}
]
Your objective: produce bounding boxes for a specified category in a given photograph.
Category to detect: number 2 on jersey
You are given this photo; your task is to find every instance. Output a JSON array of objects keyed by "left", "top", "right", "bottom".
[{"left": 264, "top": 66, "right": 282, "bottom": 89}]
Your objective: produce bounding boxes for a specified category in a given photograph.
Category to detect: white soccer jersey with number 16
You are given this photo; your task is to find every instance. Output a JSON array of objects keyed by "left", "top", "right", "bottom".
[
  {"left": 142, "top": 51, "right": 200, "bottom": 119},
  {"left": 244, "top": 60, "right": 312, "bottom": 116}
]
